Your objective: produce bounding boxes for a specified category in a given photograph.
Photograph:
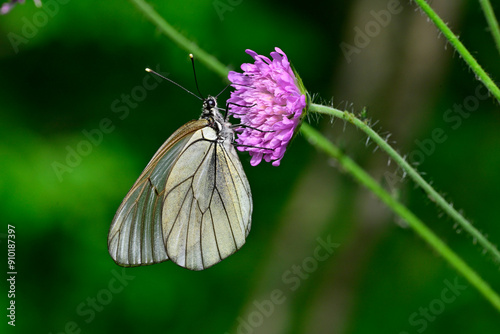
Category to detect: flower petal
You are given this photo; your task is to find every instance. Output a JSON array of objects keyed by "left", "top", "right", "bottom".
[{"left": 228, "top": 48, "right": 307, "bottom": 166}]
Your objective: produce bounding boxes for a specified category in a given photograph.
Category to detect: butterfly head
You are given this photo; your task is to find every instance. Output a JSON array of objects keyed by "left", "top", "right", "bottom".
[
  {"left": 202, "top": 96, "right": 223, "bottom": 125},
  {"left": 200, "top": 96, "right": 233, "bottom": 142},
  {"left": 202, "top": 96, "right": 217, "bottom": 116}
]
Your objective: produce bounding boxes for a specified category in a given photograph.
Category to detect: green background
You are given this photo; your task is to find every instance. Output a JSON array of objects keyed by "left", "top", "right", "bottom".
[{"left": 1, "top": 0, "right": 499, "bottom": 333}]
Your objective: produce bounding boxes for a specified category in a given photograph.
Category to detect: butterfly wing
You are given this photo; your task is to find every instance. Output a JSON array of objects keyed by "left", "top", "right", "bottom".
[
  {"left": 108, "top": 120, "right": 253, "bottom": 270},
  {"left": 108, "top": 120, "right": 209, "bottom": 267},
  {"left": 162, "top": 126, "right": 253, "bottom": 270}
]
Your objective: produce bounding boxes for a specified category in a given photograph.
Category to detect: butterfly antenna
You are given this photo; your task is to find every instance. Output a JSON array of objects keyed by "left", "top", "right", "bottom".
[
  {"left": 145, "top": 68, "right": 202, "bottom": 101},
  {"left": 189, "top": 54, "right": 205, "bottom": 99},
  {"left": 216, "top": 83, "right": 231, "bottom": 99}
]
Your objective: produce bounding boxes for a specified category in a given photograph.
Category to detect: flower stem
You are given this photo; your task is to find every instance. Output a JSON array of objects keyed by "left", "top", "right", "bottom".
[
  {"left": 300, "top": 122, "right": 500, "bottom": 312},
  {"left": 479, "top": 0, "right": 500, "bottom": 55},
  {"left": 128, "top": 0, "right": 229, "bottom": 78},
  {"left": 309, "top": 103, "right": 500, "bottom": 264},
  {"left": 413, "top": 0, "right": 500, "bottom": 102}
]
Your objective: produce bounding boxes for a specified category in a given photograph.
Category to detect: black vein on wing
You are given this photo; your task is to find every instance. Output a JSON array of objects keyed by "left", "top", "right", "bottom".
[
  {"left": 146, "top": 187, "right": 163, "bottom": 264},
  {"left": 214, "top": 143, "right": 238, "bottom": 251},
  {"left": 147, "top": 177, "right": 160, "bottom": 196},
  {"left": 224, "top": 144, "right": 253, "bottom": 235},
  {"left": 164, "top": 139, "right": 213, "bottom": 239},
  {"left": 219, "top": 147, "right": 247, "bottom": 237},
  {"left": 165, "top": 178, "right": 193, "bottom": 249},
  {"left": 198, "top": 200, "right": 207, "bottom": 269},
  {"left": 164, "top": 137, "right": 216, "bottom": 269},
  {"left": 113, "top": 169, "right": 169, "bottom": 266},
  {"left": 117, "top": 178, "right": 149, "bottom": 265},
  {"left": 207, "top": 207, "right": 222, "bottom": 264},
  {"left": 208, "top": 143, "right": 222, "bottom": 264},
  {"left": 134, "top": 179, "right": 153, "bottom": 264},
  {"left": 184, "top": 189, "right": 195, "bottom": 269}
]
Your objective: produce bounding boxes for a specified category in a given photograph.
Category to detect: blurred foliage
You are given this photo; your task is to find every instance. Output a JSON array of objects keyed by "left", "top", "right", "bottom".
[{"left": 1, "top": 0, "right": 499, "bottom": 333}]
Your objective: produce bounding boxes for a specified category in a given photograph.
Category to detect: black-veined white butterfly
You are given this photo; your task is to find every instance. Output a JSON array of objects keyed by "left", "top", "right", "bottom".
[{"left": 108, "top": 65, "right": 252, "bottom": 271}]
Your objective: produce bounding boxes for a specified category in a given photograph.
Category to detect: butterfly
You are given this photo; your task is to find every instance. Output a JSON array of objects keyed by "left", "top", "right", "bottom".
[{"left": 108, "top": 67, "right": 252, "bottom": 271}]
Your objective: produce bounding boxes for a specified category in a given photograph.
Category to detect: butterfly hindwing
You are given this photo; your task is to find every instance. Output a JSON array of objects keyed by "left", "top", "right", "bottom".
[{"left": 162, "top": 127, "right": 252, "bottom": 270}]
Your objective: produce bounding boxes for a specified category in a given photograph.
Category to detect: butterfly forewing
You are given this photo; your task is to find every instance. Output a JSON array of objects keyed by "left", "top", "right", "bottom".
[{"left": 108, "top": 120, "right": 209, "bottom": 267}]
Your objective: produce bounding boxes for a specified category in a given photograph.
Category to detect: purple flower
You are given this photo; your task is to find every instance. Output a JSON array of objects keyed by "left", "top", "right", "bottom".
[
  {"left": 1, "top": 0, "right": 41, "bottom": 15},
  {"left": 228, "top": 47, "right": 307, "bottom": 166}
]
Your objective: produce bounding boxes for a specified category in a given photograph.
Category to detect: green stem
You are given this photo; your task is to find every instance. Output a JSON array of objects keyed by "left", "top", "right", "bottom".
[
  {"left": 309, "top": 103, "right": 500, "bottom": 264},
  {"left": 300, "top": 123, "right": 500, "bottom": 312},
  {"left": 128, "top": 0, "right": 229, "bottom": 78},
  {"left": 413, "top": 0, "right": 500, "bottom": 102},
  {"left": 479, "top": 0, "right": 500, "bottom": 55}
]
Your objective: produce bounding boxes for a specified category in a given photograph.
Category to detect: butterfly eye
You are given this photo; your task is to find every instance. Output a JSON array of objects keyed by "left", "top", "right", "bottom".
[{"left": 207, "top": 99, "right": 216, "bottom": 108}]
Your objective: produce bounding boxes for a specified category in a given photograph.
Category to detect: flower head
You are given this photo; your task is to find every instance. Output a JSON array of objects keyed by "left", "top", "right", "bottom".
[
  {"left": 1, "top": 0, "right": 41, "bottom": 15},
  {"left": 228, "top": 47, "right": 307, "bottom": 166}
]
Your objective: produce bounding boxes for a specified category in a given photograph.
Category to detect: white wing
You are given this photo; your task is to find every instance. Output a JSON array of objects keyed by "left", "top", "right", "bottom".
[
  {"left": 108, "top": 120, "right": 208, "bottom": 267},
  {"left": 108, "top": 121, "right": 253, "bottom": 270},
  {"left": 162, "top": 127, "right": 252, "bottom": 270}
]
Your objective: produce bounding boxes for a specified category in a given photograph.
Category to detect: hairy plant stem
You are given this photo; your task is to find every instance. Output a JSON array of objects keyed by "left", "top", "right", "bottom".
[
  {"left": 479, "top": 0, "right": 500, "bottom": 55},
  {"left": 129, "top": 0, "right": 228, "bottom": 78},
  {"left": 413, "top": 0, "right": 500, "bottom": 103},
  {"left": 309, "top": 103, "right": 500, "bottom": 265},
  {"left": 300, "top": 123, "right": 500, "bottom": 311}
]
